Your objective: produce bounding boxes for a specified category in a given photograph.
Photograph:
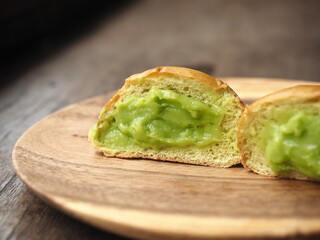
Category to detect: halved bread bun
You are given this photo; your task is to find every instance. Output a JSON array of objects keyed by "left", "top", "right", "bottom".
[
  {"left": 238, "top": 85, "right": 320, "bottom": 181},
  {"left": 89, "top": 66, "right": 244, "bottom": 167}
]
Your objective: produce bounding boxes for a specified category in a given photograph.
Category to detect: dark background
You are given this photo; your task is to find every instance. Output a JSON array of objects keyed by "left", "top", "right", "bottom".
[{"left": 1, "top": 0, "right": 320, "bottom": 239}]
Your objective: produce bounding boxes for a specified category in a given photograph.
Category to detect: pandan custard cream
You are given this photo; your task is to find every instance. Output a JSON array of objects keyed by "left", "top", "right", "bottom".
[
  {"left": 90, "top": 87, "right": 224, "bottom": 149},
  {"left": 259, "top": 109, "right": 320, "bottom": 179},
  {"left": 89, "top": 66, "right": 244, "bottom": 167}
]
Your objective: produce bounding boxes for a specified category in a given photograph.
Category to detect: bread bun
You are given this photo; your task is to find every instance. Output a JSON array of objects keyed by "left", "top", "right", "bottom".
[
  {"left": 238, "top": 85, "right": 320, "bottom": 180},
  {"left": 89, "top": 66, "right": 244, "bottom": 167}
]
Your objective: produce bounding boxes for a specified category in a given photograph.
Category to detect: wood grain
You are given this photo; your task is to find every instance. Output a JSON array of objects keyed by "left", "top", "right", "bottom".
[
  {"left": 2, "top": 1, "right": 320, "bottom": 239},
  {"left": 12, "top": 79, "right": 320, "bottom": 240}
]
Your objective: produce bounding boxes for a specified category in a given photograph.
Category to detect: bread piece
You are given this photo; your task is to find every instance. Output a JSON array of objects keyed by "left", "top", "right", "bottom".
[
  {"left": 89, "top": 66, "right": 244, "bottom": 167},
  {"left": 238, "top": 85, "right": 320, "bottom": 181}
]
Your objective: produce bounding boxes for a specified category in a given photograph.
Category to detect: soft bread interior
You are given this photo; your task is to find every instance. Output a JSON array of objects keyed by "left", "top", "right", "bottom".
[{"left": 89, "top": 67, "right": 244, "bottom": 167}]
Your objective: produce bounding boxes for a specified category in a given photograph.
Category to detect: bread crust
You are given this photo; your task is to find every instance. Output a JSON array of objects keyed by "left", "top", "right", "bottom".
[
  {"left": 128, "top": 66, "right": 228, "bottom": 90},
  {"left": 238, "top": 85, "right": 320, "bottom": 181},
  {"left": 249, "top": 85, "right": 320, "bottom": 108},
  {"left": 107, "top": 66, "right": 244, "bottom": 111},
  {"left": 90, "top": 66, "right": 244, "bottom": 167}
]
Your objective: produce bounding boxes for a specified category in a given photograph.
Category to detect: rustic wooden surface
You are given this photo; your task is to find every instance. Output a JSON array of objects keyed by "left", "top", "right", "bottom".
[
  {"left": 12, "top": 79, "right": 320, "bottom": 240},
  {"left": 1, "top": 0, "right": 320, "bottom": 239}
]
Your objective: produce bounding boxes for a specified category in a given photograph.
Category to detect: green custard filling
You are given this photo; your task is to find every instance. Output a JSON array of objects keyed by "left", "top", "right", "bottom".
[
  {"left": 260, "top": 109, "right": 320, "bottom": 179},
  {"left": 94, "top": 87, "right": 224, "bottom": 149}
]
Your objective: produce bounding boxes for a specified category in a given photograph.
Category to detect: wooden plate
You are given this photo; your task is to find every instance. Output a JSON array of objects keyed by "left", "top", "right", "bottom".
[{"left": 13, "top": 78, "right": 320, "bottom": 240}]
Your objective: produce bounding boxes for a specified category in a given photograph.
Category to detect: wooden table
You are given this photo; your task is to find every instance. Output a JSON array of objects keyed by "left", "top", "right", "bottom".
[{"left": 1, "top": 1, "right": 319, "bottom": 239}]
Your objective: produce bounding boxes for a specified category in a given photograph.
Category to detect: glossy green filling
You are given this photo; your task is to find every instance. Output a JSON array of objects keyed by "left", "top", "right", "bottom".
[
  {"left": 260, "top": 109, "right": 320, "bottom": 179},
  {"left": 95, "top": 87, "right": 224, "bottom": 149}
]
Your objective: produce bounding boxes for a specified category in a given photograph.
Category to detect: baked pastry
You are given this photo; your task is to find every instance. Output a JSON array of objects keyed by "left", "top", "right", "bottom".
[
  {"left": 238, "top": 85, "right": 320, "bottom": 181},
  {"left": 89, "top": 66, "right": 244, "bottom": 167}
]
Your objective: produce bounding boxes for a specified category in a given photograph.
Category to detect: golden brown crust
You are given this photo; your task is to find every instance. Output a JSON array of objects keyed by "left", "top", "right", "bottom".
[
  {"left": 250, "top": 85, "right": 320, "bottom": 108},
  {"left": 127, "top": 66, "right": 226, "bottom": 89},
  {"left": 101, "top": 66, "right": 245, "bottom": 122},
  {"left": 127, "top": 66, "right": 244, "bottom": 102},
  {"left": 238, "top": 85, "right": 320, "bottom": 181}
]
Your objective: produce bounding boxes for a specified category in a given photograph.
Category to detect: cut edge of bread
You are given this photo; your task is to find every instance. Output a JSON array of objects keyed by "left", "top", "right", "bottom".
[
  {"left": 89, "top": 66, "right": 245, "bottom": 167},
  {"left": 238, "top": 85, "right": 320, "bottom": 181}
]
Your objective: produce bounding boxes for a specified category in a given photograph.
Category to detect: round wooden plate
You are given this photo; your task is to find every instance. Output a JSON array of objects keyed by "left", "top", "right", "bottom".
[{"left": 13, "top": 78, "right": 320, "bottom": 240}]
